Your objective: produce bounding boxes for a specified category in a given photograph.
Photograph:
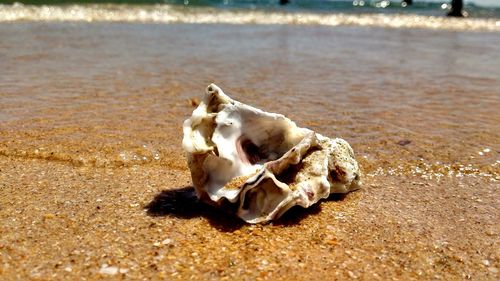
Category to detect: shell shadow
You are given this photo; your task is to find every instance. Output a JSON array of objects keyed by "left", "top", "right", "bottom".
[
  {"left": 328, "top": 193, "right": 349, "bottom": 202},
  {"left": 145, "top": 187, "right": 349, "bottom": 230},
  {"left": 145, "top": 186, "right": 245, "bottom": 232},
  {"left": 272, "top": 204, "right": 323, "bottom": 226}
]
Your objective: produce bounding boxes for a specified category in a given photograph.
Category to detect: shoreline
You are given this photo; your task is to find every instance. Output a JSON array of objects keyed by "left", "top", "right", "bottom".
[{"left": 0, "top": 4, "right": 499, "bottom": 32}]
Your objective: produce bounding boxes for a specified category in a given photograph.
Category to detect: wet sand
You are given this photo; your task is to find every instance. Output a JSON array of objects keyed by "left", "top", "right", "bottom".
[{"left": 0, "top": 23, "right": 499, "bottom": 280}]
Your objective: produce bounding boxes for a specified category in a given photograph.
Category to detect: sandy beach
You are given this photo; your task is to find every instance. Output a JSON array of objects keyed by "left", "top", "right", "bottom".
[{"left": 0, "top": 22, "right": 499, "bottom": 280}]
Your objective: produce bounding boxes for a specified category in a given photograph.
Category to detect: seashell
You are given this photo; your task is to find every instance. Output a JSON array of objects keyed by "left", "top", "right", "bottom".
[{"left": 182, "top": 84, "right": 361, "bottom": 223}]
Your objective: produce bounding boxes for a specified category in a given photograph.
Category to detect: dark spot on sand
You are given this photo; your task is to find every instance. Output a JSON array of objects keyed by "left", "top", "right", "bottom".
[{"left": 397, "top": 140, "right": 412, "bottom": 146}]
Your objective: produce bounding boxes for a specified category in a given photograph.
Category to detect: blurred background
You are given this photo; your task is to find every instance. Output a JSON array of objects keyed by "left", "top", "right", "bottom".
[{"left": 0, "top": 0, "right": 499, "bottom": 18}]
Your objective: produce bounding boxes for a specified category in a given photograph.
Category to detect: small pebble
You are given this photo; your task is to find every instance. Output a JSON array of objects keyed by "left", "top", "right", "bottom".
[
  {"left": 44, "top": 213, "right": 55, "bottom": 219},
  {"left": 119, "top": 268, "right": 129, "bottom": 274},
  {"left": 485, "top": 230, "right": 495, "bottom": 236},
  {"left": 187, "top": 98, "right": 200, "bottom": 107},
  {"left": 99, "top": 264, "right": 118, "bottom": 275},
  {"left": 397, "top": 140, "right": 411, "bottom": 146},
  {"left": 327, "top": 238, "right": 338, "bottom": 246}
]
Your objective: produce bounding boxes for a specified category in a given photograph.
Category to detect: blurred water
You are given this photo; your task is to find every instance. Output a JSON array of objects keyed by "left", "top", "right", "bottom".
[
  {"left": 0, "top": 3, "right": 499, "bottom": 31},
  {"left": 0, "top": 0, "right": 500, "bottom": 18},
  {"left": 0, "top": 23, "right": 498, "bottom": 181}
]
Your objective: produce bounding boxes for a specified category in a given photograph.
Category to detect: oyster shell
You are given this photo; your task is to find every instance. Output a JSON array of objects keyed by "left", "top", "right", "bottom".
[{"left": 182, "top": 84, "right": 360, "bottom": 223}]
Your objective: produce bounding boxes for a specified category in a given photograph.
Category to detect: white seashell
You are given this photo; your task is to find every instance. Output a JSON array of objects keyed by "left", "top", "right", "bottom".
[{"left": 182, "top": 84, "right": 361, "bottom": 223}]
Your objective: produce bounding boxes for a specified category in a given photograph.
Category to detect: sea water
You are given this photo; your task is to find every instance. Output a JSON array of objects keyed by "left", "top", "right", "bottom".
[
  {"left": 0, "top": 1, "right": 498, "bottom": 180},
  {"left": 0, "top": 1, "right": 499, "bottom": 31}
]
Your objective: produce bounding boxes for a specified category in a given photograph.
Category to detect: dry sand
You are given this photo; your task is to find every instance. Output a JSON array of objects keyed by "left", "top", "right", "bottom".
[{"left": 0, "top": 156, "right": 498, "bottom": 280}]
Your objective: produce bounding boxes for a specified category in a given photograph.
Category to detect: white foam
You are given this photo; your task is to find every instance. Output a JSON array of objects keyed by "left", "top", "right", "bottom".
[{"left": 0, "top": 4, "right": 499, "bottom": 32}]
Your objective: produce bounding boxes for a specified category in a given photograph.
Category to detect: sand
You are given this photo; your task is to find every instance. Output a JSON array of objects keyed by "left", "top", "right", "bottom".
[
  {"left": 0, "top": 156, "right": 498, "bottom": 280},
  {"left": 0, "top": 23, "right": 499, "bottom": 280}
]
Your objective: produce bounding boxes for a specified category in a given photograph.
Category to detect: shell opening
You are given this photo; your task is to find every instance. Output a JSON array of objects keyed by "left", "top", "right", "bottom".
[{"left": 236, "top": 136, "right": 268, "bottom": 165}]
